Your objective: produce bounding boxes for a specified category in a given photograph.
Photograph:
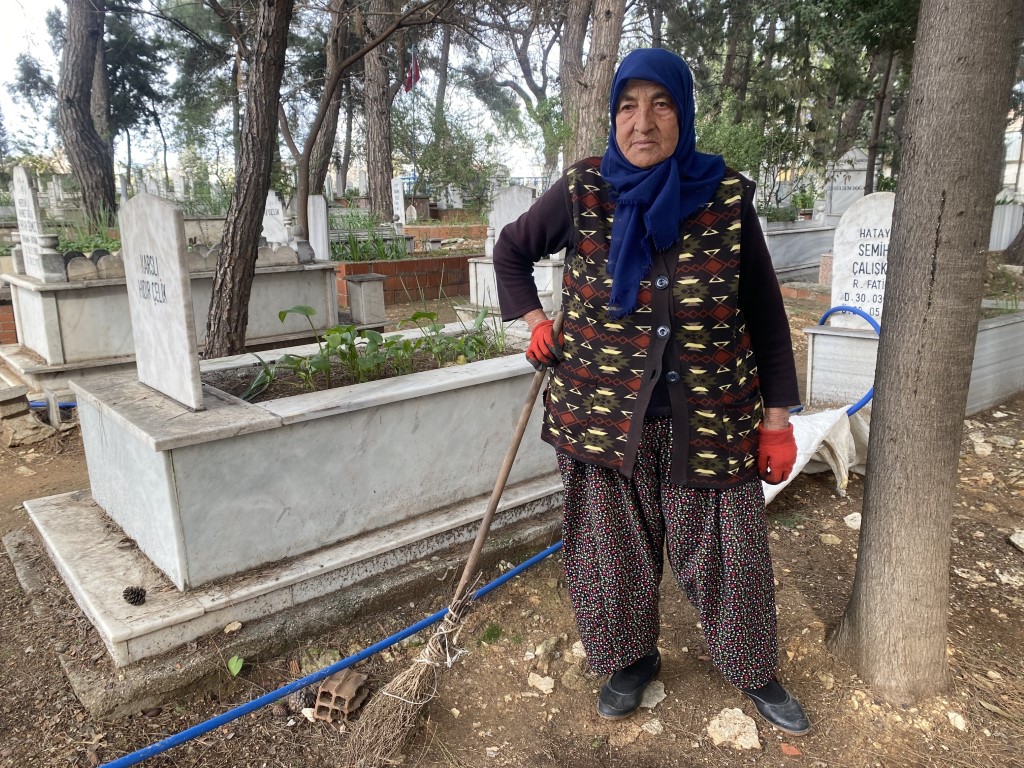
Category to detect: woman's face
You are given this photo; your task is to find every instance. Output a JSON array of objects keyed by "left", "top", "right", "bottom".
[{"left": 614, "top": 78, "right": 680, "bottom": 168}]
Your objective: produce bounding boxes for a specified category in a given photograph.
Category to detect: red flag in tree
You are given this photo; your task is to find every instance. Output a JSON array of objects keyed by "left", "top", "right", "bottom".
[{"left": 404, "top": 51, "right": 420, "bottom": 93}]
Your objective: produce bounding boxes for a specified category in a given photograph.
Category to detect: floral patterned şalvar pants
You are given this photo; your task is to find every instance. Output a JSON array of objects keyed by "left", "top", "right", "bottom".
[{"left": 557, "top": 417, "right": 778, "bottom": 689}]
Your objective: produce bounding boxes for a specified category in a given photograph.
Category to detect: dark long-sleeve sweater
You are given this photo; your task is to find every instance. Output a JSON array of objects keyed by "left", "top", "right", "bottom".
[{"left": 493, "top": 172, "right": 800, "bottom": 411}]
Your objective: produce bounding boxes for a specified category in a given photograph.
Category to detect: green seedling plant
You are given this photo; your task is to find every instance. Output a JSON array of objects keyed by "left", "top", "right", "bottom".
[
  {"left": 239, "top": 353, "right": 276, "bottom": 402},
  {"left": 227, "top": 655, "right": 244, "bottom": 677}
]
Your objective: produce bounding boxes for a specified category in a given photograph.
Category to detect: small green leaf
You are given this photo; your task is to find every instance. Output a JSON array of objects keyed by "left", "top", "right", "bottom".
[
  {"left": 227, "top": 655, "right": 244, "bottom": 677},
  {"left": 278, "top": 305, "right": 317, "bottom": 323}
]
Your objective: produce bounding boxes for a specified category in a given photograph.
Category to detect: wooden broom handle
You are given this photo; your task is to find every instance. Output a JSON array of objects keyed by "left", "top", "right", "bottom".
[{"left": 451, "top": 310, "right": 564, "bottom": 604}]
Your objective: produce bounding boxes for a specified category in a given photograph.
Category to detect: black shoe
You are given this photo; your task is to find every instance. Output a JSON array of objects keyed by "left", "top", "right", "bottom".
[
  {"left": 597, "top": 650, "right": 661, "bottom": 720},
  {"left": 742, "top": 680, "right": 811, "bottom": 735}
]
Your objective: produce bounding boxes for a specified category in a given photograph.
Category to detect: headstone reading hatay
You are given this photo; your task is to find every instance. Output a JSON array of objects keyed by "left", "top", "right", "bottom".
[
  {"left": 119, "top": 193, "right": 205, "bottom": 411},
  {"left": 830, "top": 192, "right": 895, "bottom": 330},
  {"left": 12, "top": 166, "right": 65, "bottom": 283}
]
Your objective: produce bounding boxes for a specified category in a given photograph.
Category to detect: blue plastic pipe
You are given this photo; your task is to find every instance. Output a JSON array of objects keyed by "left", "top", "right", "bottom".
[
  {"left": 101, "top": 540, "right": 564, "bottom": 768},
  {"left": 817, "top": 305, "right": 881, "bottom": 416}
]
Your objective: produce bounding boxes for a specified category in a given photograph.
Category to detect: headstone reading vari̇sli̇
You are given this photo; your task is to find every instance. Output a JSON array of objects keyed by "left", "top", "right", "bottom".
[
  {"left": 119, "top": 194, "right": 205, "bottom": 411},
  {"left": 830, "top": 192, "right": 895, "bottom": 330},
  {"left": 12, "top": 167, "right": 65, "bottom": 283}
]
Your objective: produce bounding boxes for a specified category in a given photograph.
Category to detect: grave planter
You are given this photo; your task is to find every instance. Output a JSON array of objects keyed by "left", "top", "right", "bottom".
[
  {"left": 805, "top": 307, "right": 1024, "bottom": 414},
  {"left": 70, "top": 349, "right": 557, "bottom": 592}
]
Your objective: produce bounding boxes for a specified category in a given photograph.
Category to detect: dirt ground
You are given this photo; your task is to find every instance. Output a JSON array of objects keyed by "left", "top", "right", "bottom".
[{"left": 2, "top": 298, "right": 1023, "bottom": 768}]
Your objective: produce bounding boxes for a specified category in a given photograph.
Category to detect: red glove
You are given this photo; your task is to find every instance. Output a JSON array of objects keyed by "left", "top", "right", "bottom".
[
  {"left": 757, "top": 424, "right": 797, "bottom": 485},
  {"left": 526, "top": 319, "right": 563, "bottom": 371}
]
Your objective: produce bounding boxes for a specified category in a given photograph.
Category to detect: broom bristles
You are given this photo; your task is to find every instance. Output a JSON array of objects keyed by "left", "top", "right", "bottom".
[{"left": 343, "top": 605, "right": 469, "bottom": 765}]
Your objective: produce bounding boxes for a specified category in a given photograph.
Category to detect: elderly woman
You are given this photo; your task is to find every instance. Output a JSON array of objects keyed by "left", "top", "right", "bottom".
[{"left": 493, "top": 48, "right": 809, "bottom": 735}]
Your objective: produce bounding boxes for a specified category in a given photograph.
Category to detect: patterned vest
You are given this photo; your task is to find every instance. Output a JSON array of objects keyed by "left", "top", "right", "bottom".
[{"left": 542, "top": 158, "right": 762, "bottom": 488}]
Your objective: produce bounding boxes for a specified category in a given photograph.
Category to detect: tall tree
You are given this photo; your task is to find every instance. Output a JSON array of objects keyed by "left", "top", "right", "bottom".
[
  {"left": 560, "top": 0, "right": 626, "bottom": 164},
  {"left": 57, "top": 0, "right": 117, "bottom": 226},
  {"left": 204, "top": 0, "right": 295, "bottom": 358},
  {"left": 828, "top": 0, "right": 1023, "bottom": 702}
]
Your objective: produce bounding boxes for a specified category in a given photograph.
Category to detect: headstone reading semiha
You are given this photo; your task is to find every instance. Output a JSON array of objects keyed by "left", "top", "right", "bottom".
[
  {"left": 262, "top": 191, "right": 289, "bottom": 245},
  {"left": 391, "top": 177, "right": 406, "bottom": 228},
  {"left": 119, "top": 193, "right": 205, "bottom": 411},
  {"left": 12, "top": 166, "right": 65, "bottom": 283},
  {"left": 830, "top": 192, "right": 894, "bottom": 330}
]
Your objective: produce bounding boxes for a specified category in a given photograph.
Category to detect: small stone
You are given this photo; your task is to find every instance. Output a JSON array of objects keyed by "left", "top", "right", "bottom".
[
  {"left": 568, "top": 641, "right": 587, "bottom": 660},
  {"left": 990, "top": 435, "right": 1017, "bottom": 448},
  {"left": 781, "top": 742, "right": 802, "bottom": 756},
  {"left": 707, "top": 708, "right": 761, "bottom": 750},
  {"left": 640, "top": 680, "right": 667, "bottom": 709},
  {"left": 560, "top": 664, "right": 588, "bottom": 692},
  {"left": 981, "top": 503, "right": 999, "bottom": 514},
  {"left": 819, "top": 533, "right": 842, "bottom": 546},
  {"left": 1009, "top": 531, "right": 1024, "bottom": 554},
  {"left": 973, "top": 441, "right": 993, "bottom": 457},
  {"left": 947, "top": 711, "right": 967, "bottom": 731},
  {"left": 817, "top": 672, "right": 835, "bottom": 691},
  {"left": 223, "top": 621, "right": 242, "bottom": 634},
  {"left": 609, "top": 723, "right": 642, "bottom": 747},
  {"left": 642, "top": 719, "right": 664, "bottom": 736},
  {"left": 14, "top": 466, "right": 36, "bottom": 477},
  {"left": 986, "top": 670, "right": 1003, "bottom": 680},
  {"left": 995, "top": 569, "right": 1024, "bottom": 587},
  {"left": 528, "top": 673, "right": 555, "bottom": 694},
  {"left": 301, "top": 707, "right": 316, "bottom": 722},
  {"left": 485, "top": 746, "right": 499, "bottom": 758},
  {"left": 450, "top": 708, "right": 460, "bottom": 718},
  {"left": 844, "top": 512, "right": 862, "bottom": 530}
]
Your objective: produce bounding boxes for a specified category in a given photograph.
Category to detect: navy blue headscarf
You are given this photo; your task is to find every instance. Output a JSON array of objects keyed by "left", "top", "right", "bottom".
[{"left": 600, "top": 49, "right": 726, "bottom": 318}]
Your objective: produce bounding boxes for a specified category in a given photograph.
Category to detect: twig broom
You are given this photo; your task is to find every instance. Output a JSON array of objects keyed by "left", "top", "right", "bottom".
[{"left": 343, "top": 312, "right": 563, "bottom": 766}]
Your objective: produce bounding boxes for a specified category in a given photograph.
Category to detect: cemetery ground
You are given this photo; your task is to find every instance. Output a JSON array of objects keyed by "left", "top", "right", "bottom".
[{"left": 1, "top": 298, "right": 1023, "bottom": 768}]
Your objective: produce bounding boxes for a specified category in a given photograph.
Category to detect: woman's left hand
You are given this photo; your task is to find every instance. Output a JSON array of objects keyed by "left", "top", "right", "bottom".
[{"left": 757, "top": 423, "right": 797, "bottom": 484}]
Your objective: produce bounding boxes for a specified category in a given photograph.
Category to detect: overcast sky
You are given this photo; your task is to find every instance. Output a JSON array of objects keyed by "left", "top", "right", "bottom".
[{"left": 2, "top": 0, "right": 60, "bottom": 151}]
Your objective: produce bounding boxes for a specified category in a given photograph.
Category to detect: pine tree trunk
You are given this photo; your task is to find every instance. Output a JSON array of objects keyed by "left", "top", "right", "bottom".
[
  {"left": 57, "top": 0, "right": 116, "bottom": 227},
  {"left": 828, "top": 0, "right": 1023, "bottom": 703},
  {"left": 363, "top": 0, "right": 395, "bottom": 220},
  {"left": 308, "top": 0, "right": 348, "bottom": 197},
  {"left": 339, "top": 79, "right": 354, "bottom": 192},
  {"left": 864, "top": 51, "right": 895, "bottom": 195},
  {"left": 204, "top": 0, "right": 295, "bottom": 358},
  {"left": 560, "top": 0, "right": 625, "bottom": 166}
]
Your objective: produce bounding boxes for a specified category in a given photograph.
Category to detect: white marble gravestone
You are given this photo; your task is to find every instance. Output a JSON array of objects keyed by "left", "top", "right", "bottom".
[
  {"left": 119, "top": 194, "right": 204, "bottom": 411},
  {"left": 490, "top": 186, "right": 534, "bottom": 240},
  {"left": 262, "top": 191, "right": 290, "bottom": 245},
  {"left": 830, "top": 192, "right": 894, "bottom": 330},
  {"left": 12, "top": 167, "right": 65, "bottom": 283},
  {"left": 306, "top": 195, "right": 331, "bottom": 260},
  {"left": 391, "top": 177, "right": 406, "bottom": 228},
  {"left": 826, "top": 149, "right": 869, "bottom": 221}
]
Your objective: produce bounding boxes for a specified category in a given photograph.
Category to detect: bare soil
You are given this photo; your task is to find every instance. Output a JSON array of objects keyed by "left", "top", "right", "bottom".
[{"left": 2, "top": 297, "right": 1023, "bottom": 768}]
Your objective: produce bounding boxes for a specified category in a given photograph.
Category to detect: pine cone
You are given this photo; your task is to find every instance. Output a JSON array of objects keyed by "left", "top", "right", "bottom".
[{"left": 122, "top": 586, "right": 147, "bottom": 606}]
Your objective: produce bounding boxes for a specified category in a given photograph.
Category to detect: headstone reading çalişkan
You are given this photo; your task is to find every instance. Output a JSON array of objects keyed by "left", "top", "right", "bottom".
[
  {"left": 262, "top": 191, "right": 290, "bottom": 245},
  {"left": 830, "top": 192, "right": 895, "bottom": 330},
  {"left": 119, "top": 193, "right": 205, "bottom": 411},
  {"left": 12, "top": 167, "right": 65, "bottom": 283}
]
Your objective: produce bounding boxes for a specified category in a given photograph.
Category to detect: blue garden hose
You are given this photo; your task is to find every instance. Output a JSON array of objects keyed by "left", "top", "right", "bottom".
[
  {"left": 28, "top": 400, "right": 77, "bottom": 409},
  {"left": 817, "top": 305, "right": 881, "bottom": 416},
  {"left": 101, "top": 540, "right": 564, "bottom": 768}
]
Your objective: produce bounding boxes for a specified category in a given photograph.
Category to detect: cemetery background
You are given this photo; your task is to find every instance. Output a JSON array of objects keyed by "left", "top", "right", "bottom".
[{"left": 1, "top": 293, "right": 1023, "bottom": 767}]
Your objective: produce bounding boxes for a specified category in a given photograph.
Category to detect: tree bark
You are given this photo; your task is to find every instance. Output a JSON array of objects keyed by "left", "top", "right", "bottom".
[
  {"left": 90, "top": 25, "right": 114, "bottom": 165},
  {"left": 363, "top": 0, "right": 396, "bottom": 220},
  {"left": 308, "top": 0, "right": 349, "bottom": 198},
  {"left": 828, "top": 0, "right": 1023, "bottom": 703},
  {"left": 204, "top": 0, "right": 295, "bottom": 358},
  {"left": 560, "top": 0, "right": 625, "bottom": 166},
  {"left": 57, "top": 0, "right": 117, "bottom": 227},
  {"left": 864, "top": 51, "right": 896, "bottom": 195},
  {"left": 339, "top": 79, "right": 355, "bottom": 192}
]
